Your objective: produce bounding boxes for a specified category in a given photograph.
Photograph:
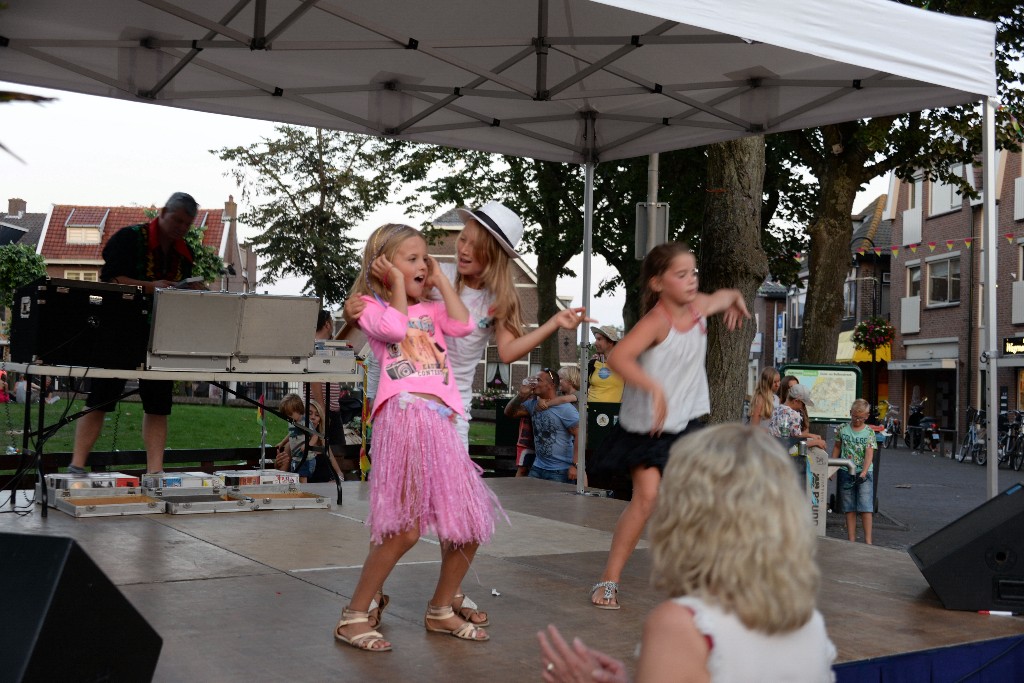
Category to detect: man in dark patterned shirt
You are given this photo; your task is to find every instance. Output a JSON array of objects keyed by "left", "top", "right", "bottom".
[{"left": 68, "top": 192, "right": 205, "bottom": 476}]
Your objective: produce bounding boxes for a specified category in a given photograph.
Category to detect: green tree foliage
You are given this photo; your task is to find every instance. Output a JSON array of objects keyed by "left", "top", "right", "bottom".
[
  {"left": 0, "top": 243, "right": 47, "bottom": 313},
  {"left": 388, "top": 141, "right": 809, "bottom": 339},
  {"left": 213, "top": 126, "right": 392, "bottom": 305},
  {"left": 793, "top": 1, "right": 1022, "bottom": 364}
]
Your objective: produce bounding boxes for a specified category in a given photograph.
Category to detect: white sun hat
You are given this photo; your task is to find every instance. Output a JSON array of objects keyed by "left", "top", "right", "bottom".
[{"left": 456, "top": 201, "right": 524, "bottom": 257}]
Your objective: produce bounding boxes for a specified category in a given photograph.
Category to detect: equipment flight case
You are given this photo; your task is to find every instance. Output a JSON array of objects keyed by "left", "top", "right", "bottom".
[{"left": 11, "top": 277, "right": 150, "bottom": 369}]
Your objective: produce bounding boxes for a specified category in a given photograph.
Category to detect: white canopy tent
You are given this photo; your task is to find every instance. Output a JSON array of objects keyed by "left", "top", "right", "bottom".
[{"left": 0, "top": 0, "right": 1003, "bottom": 494}]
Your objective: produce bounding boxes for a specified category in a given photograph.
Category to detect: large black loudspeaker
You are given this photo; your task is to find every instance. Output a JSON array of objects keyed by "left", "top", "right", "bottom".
[
  {"left": 10, "top": 277, "right": 150, "bottom": 370},
  {"left": 909, "top": 482, "right": 1024, "bottom": 611},
  {"left": 0, "top": 532, "right": 162, "bottom": 682}
]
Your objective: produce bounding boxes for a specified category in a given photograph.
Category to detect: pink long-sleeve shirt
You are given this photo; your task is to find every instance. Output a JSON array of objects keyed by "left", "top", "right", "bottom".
[{"left": 359, "top": 296, "right": 475, "bottom": 418}]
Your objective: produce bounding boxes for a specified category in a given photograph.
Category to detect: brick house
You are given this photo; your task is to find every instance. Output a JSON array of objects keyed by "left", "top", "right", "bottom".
[
  {"left": 424, "top": 208, "right": 580, "bottom": 397},
  {"left": 887, "top": 150, "right": 1024, "bottom": 438}
]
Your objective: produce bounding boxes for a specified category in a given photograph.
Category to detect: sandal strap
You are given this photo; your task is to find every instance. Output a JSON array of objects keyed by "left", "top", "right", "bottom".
[
  {"left": 455, "top": 594, "right": 479, "bottom": 611},
  {"left": 451, "top": 621, "right": 484, "bottom": 640},
  {"left": 425, "top": 604, "right": 456, "bottom": 620},
  {"left": 339, "top": 608, "right": 371, "bottom": 627},
  {"left": 346, "top": 629, "right": 388, "bottom": 649},
  {"left": 591, "top": 581, "right": 618, "bottom": 600}
]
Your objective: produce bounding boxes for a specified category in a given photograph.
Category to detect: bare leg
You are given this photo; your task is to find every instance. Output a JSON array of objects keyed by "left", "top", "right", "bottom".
[
  {"left": 71, "top": 410, "right": 107, "bottom": 469},
  {"left": 142, "top": 413, "right": 168, "bottom": 473},
  {"left": 861, "top": 512, "right": 873, "bottom": 545},
  {"left": 845, "top": 511, "right": 857, "bottom": 542},
  {"left": 439, "top": 541, "right": 487, "bottom": 624},
  {"left": 428, "top": 542, "right": 486, "bottom": 638},
  {"left": 592, "top": 466, "right": 661, "bottom": 606},
  {"left": 337, "top": 527, "right": 420, "bottom": 646}
]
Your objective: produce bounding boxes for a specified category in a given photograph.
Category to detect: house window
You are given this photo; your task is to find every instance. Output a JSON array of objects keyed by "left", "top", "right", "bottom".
[
  {"left": 66, "top": 227, "right": 102, "bottom": 244},
  {"left": 788, "top": 294, "right": 803, "bottom": 329},
  {"left": 843, "top": 279, "right": 856, "bottom": 319},
  {"left": 908, "top": 175, "right": 923, "bottom": 210},
  {"left": 907, "top": 265, "right": 921, "bottom": 297},
  {"left": 929, "top": 164, "right": 963, "bottom": 216},
  {"left": 64, "top": 270, "right": 99, "bottom": 282},
  {"left": 927, "top": 258, "right": 960, "bottom": 305}
]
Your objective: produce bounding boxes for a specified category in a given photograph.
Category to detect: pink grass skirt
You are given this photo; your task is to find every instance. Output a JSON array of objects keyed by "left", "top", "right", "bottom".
[{"left": 366, "top": 393, "right": 504, "bottom": 546}]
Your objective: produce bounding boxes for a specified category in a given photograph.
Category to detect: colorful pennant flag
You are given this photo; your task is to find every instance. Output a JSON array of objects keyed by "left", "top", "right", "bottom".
[
  {"left": 793, "top": 252, "right": 803, "bottom": 262},
  {"left": 927, "top": 242, "right": 937, "bottom": 252},
  {"left": 873, "top": 247, "right": 882, "bottom": 257},
  {"left": 1006, "top": 233, "right": 1015, "bottom": 244},
  {"left": 964, "top": 238, "right": 973, "bottom": 249},
  {"left": 946, "top": 240, "right": 955, "bottom": 250},
  {"left": 909, "top": 243, "right": 919, "bottom": 253},
  {"left": 890, "top": 246, "right": 900, "bottom": 258}
]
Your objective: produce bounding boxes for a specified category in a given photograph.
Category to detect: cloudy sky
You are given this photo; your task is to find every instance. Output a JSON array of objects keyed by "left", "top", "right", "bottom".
[{"left": 2, "top": 80, "right": 886, "bottom": 329}]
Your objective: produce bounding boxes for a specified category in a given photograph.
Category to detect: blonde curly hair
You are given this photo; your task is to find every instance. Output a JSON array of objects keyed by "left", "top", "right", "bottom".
[{"left": 650, "top": 424, "right": 819, "bottom": 634}]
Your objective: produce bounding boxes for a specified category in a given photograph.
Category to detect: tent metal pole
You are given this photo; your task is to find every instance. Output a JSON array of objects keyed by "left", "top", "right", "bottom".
[
  {"left": 982, "top": 96, "right": 999, "bottom": 499},
  {"left": 576, "top": 160, "right": 595, "bottom": 494}
]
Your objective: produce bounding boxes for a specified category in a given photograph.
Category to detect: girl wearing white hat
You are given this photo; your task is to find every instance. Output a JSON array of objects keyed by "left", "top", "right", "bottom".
[{"left": 344, "top": 200, "right": 593, "bottom": 628}]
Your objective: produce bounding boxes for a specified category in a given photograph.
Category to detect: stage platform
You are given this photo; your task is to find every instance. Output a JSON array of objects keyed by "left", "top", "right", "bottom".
[{"left": 2, "top": 477, "right": 1022, "bottom": 681}]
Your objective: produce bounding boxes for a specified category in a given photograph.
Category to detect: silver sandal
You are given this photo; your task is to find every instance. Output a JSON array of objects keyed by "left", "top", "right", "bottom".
[{"left": 590, "top": 581, "right": 621, "bottom": 610}]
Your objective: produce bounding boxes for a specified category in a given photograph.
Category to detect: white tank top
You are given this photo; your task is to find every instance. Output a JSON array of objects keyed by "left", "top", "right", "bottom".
[
  {"left": 618, "top": 307, "right": 709, "bottom": 434},
  {"left": 672, "top": 597, "right": 836, "bottom": 682}
]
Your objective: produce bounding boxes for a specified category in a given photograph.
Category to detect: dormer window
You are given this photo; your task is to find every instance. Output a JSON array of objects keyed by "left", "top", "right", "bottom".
[
  {"left": 66, "top": 226, "right": 102, "bottom": 244},
  {"left": 64, "top": 207, "right": 109, "bottom": 245}
]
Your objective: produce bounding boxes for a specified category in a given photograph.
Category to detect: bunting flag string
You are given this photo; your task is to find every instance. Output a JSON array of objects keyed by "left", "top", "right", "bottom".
[{"left": 787, "top": 232, "right": 1023, "bottom": 263}]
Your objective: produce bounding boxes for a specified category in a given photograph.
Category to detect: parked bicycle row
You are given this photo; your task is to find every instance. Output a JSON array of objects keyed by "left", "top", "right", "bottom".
[{"left": 956, "top": 406, "right": 1024, "bottom": 470}]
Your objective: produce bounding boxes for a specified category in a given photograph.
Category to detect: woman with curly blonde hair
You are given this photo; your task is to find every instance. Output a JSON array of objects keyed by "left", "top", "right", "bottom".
[{"left": 539, "top": 424, "right": 835, "bottom": 682}]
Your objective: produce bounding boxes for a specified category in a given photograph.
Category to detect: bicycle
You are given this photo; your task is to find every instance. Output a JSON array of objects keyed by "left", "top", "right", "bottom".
[
  {"left": 957, "top": 407, "right": 985, "bottom": 463},
  {"left": 881, "top": 402, "right": 901, "bottom": 450},
  {"left": 976, "top": 410, "right": 1021, "bottom": 467}
]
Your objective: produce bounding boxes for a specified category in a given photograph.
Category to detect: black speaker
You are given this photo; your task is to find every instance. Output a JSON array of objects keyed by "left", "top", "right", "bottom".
[
  {"left": 10, "top": 277, "right": 150, "bottom": 370},
  {"left": 909, "top": 482, "right": 1024, "bottom": 611},
  {"left": 0, "top": 532, "right": 162, "bottom": 682}
]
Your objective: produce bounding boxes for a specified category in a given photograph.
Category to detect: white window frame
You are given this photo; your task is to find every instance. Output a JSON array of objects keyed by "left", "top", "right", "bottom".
[
  {"left": 65, "top": 227, "right": 102, "bottom": 244},
  {"left": 63, "top": 270, "right": 99, "bottom": 282},
  {"left": 907, "top": 263, "right": 922, "bottom": 298},
  {"left": 926, "top": 255, "right": 960, "bottom": 306},
  {"left": 929, "top": 164, "right": 963, "bottom": 217}
]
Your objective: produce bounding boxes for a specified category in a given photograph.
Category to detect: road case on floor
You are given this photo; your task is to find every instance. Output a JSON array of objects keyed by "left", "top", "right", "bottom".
[{"left": 36, "top": 484, "right": 163, "bottom": 518}]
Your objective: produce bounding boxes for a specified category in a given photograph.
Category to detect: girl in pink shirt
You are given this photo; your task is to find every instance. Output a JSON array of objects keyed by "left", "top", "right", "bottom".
[{"left": 333, "top": 224, "right": 499, "bottom": 653}]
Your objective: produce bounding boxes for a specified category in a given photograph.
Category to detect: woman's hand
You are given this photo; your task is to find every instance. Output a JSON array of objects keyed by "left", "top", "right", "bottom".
[
  {"left": 536, "top": 397, "right": 550, "bottom": 412},
  {"left": 538, "top": 624, "right": 628, "bottom": 683},
  {"left": 423, "top": 254, "right": 441, "bottom": 291}
]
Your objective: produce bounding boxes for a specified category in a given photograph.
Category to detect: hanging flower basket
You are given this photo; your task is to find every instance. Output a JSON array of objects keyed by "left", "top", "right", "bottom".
[{"left": 851, "top": 315, "right": 895, "bottom": 352}]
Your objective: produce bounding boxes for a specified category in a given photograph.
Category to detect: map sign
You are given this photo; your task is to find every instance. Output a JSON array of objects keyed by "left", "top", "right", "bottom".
[{"left": 781, "top": 364, "right": 862, "bottom": 422}]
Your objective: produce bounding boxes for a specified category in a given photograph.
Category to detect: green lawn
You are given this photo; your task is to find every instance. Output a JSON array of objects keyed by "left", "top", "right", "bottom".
[{"left": 0, "top": 400, "right": 496, "bottom": 453}]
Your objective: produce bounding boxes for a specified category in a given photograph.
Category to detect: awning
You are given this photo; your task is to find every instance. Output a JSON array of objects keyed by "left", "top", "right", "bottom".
[
  {"left": 836, "top": 331, "right": 892, "bottom": 363},
  {"left": 887, "top": 359, "right": 957, "bottom": 371}
]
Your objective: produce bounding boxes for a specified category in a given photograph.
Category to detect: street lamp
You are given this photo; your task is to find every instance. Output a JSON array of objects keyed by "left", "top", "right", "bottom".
[{"left": 851, "top": 236, "right": 883, "bottom": 418}]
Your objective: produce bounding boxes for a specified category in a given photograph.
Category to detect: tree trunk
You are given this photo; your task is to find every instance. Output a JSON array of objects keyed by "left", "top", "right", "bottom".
[
  {"left": 700, "top": 137, "right": 769, "bottom": 423},
  {"left": 798, "top": 161, "right": 862, "bottom": 364},
  {"left": 535, "top": 247, "right": 562, "bottom": 370}
]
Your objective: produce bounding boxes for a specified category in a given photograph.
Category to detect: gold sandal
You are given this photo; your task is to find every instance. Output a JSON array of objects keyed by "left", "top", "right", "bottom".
[
  {"left": 334, "top": 607, "right": 392, "bottom": 652},
  {"left": 453, "top": 593, "right": 489, "bottom": 627},
  {"left": 368, "top": 591, "right": 390, "bottom": 629},
  {"left": 424, "top": 604, "right": 489, "bottom": 642}
]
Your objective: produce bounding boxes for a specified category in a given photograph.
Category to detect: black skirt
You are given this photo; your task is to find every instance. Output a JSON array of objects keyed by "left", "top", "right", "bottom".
[{"left": 588, "top": 421, "right": 704, "bottom": 477}]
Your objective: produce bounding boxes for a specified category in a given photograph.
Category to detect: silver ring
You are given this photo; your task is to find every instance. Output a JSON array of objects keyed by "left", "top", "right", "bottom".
[{"left": 546, "top": 662, "right": 555, "bottom": 672}]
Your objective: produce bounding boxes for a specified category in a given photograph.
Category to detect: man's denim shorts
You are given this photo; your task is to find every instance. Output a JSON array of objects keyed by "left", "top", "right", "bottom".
[{"left": 837, "top": 469, "right": 873, "bottom": 513}]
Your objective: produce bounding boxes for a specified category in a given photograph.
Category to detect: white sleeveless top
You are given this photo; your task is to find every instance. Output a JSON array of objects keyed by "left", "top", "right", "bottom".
[
  {"left": 672, "top": 597, "right": 836, "bottom": 682},
  {"left": 618, "top": 308, "right": 710, "bottom": 434}
]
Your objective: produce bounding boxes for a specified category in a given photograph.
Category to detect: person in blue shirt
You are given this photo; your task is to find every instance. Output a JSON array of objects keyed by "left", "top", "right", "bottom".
[{"left": 505, "top": 368, "right": 580, "bottom": 484}]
